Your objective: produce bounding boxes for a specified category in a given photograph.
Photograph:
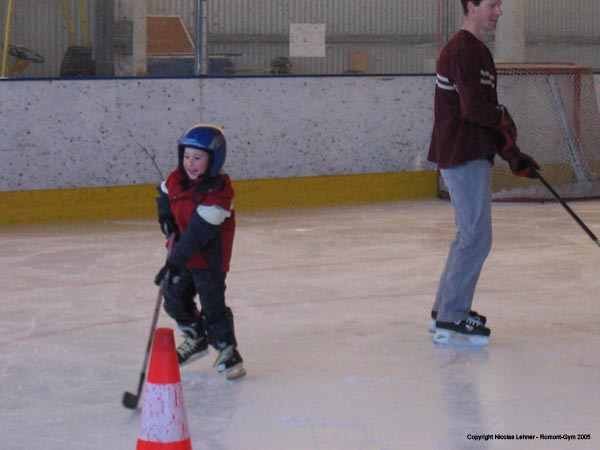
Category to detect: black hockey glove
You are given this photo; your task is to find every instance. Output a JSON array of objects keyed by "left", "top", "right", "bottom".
[
  {"left": 508, "top": 150, "right": 540, "bottom": 179},
  {"left": 154, "top": 261, "right": 181, "bottom": 286},
  {"left": 158, "top": 214, "right": 180, "bottom": 240}
]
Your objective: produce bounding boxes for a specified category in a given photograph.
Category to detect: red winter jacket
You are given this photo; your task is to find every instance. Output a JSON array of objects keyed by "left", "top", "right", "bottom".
[{"left": 158, "top": 169, "right": 235, "bottom": 272}]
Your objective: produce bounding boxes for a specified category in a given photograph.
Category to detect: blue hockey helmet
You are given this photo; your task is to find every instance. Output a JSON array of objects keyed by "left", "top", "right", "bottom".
[{"left": 177, "top": 124, "right": 227, "bottom": 178}]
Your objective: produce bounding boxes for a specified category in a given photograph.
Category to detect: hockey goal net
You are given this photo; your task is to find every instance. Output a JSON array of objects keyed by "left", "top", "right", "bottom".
[{"left": 439, "top": 64, "right": 600, "bottom": 201}]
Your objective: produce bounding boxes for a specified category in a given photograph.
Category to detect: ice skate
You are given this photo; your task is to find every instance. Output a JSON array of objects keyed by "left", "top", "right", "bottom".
[
  {"left": 429, "top": 310, "right": 487, "bottom": 333},
  {"left": 214, "top": 345, "right": 246, "bottom": 380},
  {"left": 177, "top": 329, "right": 209, "bottom": 366},
  {"left": 433, "top": 317, "right": 490, "bottom": 346}
]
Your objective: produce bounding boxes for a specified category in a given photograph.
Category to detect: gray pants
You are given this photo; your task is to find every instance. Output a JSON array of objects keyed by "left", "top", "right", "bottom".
[{"left": 434, "top": 158, "right": 493, "bottom": 323}]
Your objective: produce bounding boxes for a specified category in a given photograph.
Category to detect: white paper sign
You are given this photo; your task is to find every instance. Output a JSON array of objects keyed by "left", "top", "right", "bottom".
[{"left": 289, "top": 23, "right": 326, "bottom": 58}]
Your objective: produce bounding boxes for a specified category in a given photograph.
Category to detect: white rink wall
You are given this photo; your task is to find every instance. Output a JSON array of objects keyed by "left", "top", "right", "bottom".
[
  {"left": 0, "top": 75, "right": 435, "bottom": 192},
  {"left": 1, "top": 74, "right": 599, "bottom": 193}
]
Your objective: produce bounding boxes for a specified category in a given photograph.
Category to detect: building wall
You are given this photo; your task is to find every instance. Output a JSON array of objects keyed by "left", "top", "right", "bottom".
[{"left": 2, "top": 0, "right": 599, "bottom": 78}]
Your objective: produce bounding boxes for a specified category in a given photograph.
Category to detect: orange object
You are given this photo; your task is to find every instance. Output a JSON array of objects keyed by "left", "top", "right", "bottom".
[
  {"left": 147, "top": 16, "right": 195, "bottom": 57},
  {"left": 136, "top": 328, "right": 192, "bottom": 450}
]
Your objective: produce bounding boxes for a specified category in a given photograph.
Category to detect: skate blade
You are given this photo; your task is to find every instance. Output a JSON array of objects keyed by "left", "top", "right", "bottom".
[
  {"left": 433, "top": 330, "right": 489, "bottom": 347},
  {"left": 179, "top": 348, "right": 209, "bottom": 367},
  {"left": 224, "top": 363, "right": 246, "bottom": 380}
]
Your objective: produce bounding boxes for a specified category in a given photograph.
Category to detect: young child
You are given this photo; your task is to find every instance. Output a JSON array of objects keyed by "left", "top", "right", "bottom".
[{"left": 154, "top": 124, "right": 245, "bottom": 380}]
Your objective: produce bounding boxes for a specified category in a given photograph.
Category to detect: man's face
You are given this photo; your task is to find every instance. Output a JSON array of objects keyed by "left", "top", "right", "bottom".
[{"left": 470, "top": 0, "right": 503, "bottom": 33}]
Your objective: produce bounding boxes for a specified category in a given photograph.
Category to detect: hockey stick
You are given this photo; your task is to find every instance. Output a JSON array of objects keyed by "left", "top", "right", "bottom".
[
  {"left": 122, "top": 233, "right": 176, "bottom": 409},
  {"left": 536, "top": 172, "right": 600, "bottom": 247}
]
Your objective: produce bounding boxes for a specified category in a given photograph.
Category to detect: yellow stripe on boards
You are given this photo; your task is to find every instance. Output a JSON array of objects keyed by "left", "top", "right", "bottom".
[
  {"left": 0, "top": 185, "right": 156, "bottom": 225},
  {"left": 233, "top": 171, "right": 438, "bottom": 210},
  {"left": 0, "top": 171, "right": 438, "bottom": 225}
]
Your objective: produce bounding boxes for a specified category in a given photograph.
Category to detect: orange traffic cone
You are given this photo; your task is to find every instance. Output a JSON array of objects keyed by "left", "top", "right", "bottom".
[{"left": 136, "top": 328, "right": 192, "bottom": 450}]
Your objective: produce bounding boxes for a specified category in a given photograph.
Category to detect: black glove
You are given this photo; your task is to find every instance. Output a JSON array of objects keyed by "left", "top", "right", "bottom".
[
  {"left": 508, "top": 150, "right": 540, "bottom": 179},
  {"left": 154, "top": 261, "right": 181, "bottom": 286},
  {"left": 158, "top": 214, "right": 180, "bottom": 240}
]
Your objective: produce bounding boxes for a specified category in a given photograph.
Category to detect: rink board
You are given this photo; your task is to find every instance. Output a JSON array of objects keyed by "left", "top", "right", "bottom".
[{"left": 0, "top": 171, "right": 438, "bottom": 225}]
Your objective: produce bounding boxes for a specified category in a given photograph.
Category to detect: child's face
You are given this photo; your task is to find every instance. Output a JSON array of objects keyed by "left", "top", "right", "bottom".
[{"left": 182, "top": 147, "right": 210, "bottom": 180}]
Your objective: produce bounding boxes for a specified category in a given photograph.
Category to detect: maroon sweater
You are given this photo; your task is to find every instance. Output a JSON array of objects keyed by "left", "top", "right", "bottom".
[{"left": 427, "top": 30, "right": 502, "bottom": 168}]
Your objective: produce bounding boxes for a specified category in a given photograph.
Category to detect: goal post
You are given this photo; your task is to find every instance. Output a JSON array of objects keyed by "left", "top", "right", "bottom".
[
  {"left": 493, "top": 63, "right": 600, "bottom": 201},
  {"left": 438, "top": 64, "right": 600, "bottom": 201}
]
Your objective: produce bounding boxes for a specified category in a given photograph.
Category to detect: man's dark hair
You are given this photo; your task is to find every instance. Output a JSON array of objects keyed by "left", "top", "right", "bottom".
[{"left": 460, "top": 0, "right": 483, "bottom": 15}]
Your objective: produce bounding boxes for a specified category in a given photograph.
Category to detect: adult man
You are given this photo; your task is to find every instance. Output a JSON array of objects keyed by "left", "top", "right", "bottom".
[{"left": 427, "top": 0, "right": 540, "bottom": 346}]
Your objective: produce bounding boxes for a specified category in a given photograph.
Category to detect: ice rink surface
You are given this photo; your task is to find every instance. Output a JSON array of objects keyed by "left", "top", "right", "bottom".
[{"left": 1, "top": 199, "right": 599, "bottom": 450}]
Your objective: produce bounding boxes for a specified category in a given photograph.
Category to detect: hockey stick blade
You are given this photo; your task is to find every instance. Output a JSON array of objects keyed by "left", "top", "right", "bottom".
[
  {"left": 536, "top": 172, "right": 600, "bottom": 247},
  {"left": 122, "top": 369, "right": 147, "bottom": 409},
  {"left": 122, "top": 390, "right": 140, "bottom": 410}
]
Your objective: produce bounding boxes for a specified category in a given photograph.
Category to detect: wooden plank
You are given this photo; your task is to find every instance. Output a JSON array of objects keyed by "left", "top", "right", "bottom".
[{"left": 147, "top": 15, "right": 194, "bottom": 56}]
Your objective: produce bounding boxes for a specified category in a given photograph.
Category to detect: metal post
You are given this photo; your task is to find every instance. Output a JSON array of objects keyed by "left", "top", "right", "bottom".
[
  {"left": 60, "top": 0, "right": 78, "bottom": 46},
  {"left": 495, "top": 0, "right": 525, "bottom": 63},
  {"left": 440, "top": 0, "right": 453, "bottom": 50},
  {"left": 195, "top": 0, "right": 208, "bottom": 75},
  {"left": 2, "top": 0, "right": 16, "bottom": 78}
]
